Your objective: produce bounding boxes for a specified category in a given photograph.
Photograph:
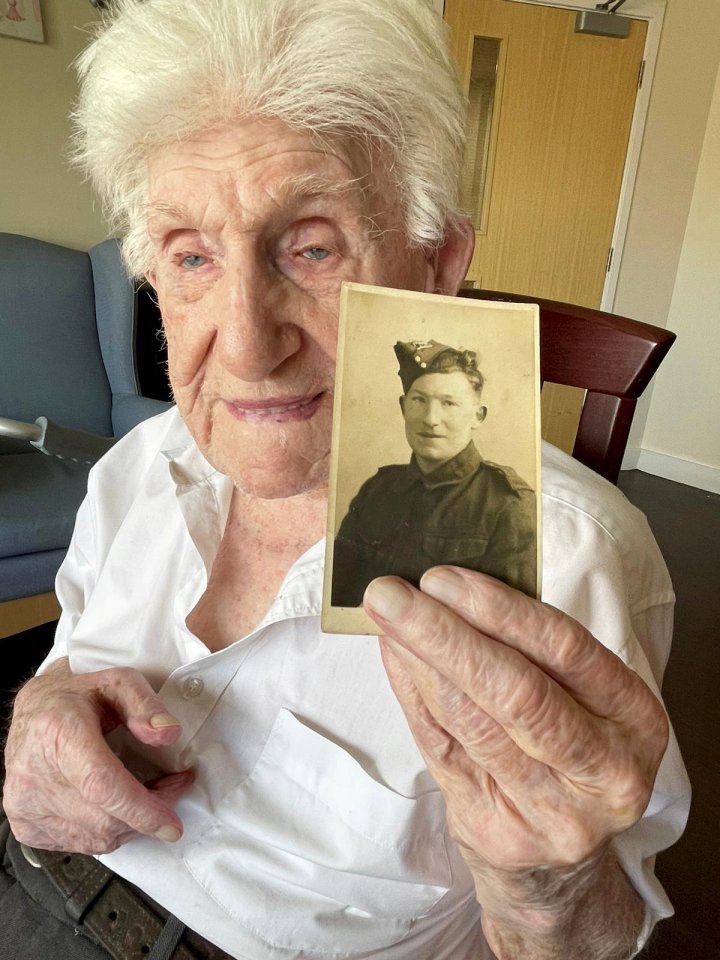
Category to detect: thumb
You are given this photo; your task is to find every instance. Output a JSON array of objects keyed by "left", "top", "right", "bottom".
[
  {"left": 85, "top": 667, "right": 183, "bottom": 746},
  {"left": 146, "top": 769, "right": 196, "bottom": 809}
]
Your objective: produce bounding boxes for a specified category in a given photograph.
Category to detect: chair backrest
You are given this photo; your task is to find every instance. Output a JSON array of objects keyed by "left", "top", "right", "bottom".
[
  {"left": 458, "top": 288, "right": 676, "bottom": 484},
  {"left": 90, "top": 238, "right": 172, "bottom": 435},
  {"left": 0, "top": 233, "right": 171, "bottom": 450},
  {"left": 0, "top": 233, "right": 114, "bottom": 451}
]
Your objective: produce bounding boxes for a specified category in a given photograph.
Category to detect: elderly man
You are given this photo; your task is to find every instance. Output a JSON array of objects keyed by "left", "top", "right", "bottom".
[
  {"left": 332, "top": 340, "right": 536, "bottom": 606},
  {"left": 2, "top": 1, "right": 688, "bottom": 959}
]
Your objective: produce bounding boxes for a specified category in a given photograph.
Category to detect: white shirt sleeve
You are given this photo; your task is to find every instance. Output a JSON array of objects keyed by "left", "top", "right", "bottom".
[
  {"left": 39, "top": 482, "right": 98, "bottom": 672},
  {"left": 541, "top": 450, "right": 691, "bottom": 953}
]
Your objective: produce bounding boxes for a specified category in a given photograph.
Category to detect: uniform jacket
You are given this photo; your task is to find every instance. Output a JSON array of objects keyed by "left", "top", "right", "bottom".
[{"left": 331, "top": 441, "right": 537, "bottom": 606}]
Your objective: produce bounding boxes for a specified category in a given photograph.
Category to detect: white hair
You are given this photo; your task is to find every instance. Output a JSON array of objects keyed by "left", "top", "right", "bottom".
[{"left": 73, "top": 0, "right": 467, "bottom": 277}]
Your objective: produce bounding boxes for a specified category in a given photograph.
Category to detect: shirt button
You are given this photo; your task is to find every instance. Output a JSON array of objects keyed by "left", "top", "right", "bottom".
[{"left": 182, "top": 676, "right": 204, "bottom": 699}]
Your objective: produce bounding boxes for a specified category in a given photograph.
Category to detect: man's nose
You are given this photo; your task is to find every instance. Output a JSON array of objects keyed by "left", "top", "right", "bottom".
[
  {"left": 216, "top": 261, "right": 301, "bottom": 382},
  {"left": 423, "top": 400, "right": 442, "bottom": 425}
]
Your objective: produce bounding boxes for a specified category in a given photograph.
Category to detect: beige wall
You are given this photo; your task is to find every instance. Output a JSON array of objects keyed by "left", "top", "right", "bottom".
[
  {"left": 638, "top": 61, "right": 720, "bottom": 477},
  {"left": 614, "top": 0, "right": 720, "bottom": 467},
  {"left": 0, "top": 0, "right": 105, "bottom": 250}
]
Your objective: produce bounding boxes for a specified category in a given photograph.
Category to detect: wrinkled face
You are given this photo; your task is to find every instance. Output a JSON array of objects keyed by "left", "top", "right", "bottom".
[
  {"left": 400, "top": 371, "right": 486, "bottom": 472},
  {"left": 146, "top": 118, "right": 442, "bottom": 499}
]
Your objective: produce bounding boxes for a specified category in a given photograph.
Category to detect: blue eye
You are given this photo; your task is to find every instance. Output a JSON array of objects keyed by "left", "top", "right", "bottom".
[
  {"left": 302, "top": 246, "right": 330, "bottom": 261},
  {"left": 180, "top": 254, "right": 206, "bottom": 268}
]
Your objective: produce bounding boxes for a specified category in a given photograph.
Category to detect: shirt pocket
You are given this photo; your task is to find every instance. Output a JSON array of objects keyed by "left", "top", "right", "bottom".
[
  {"left": 183, "top": 707, "right": 452, "bottom": 955},
  {"left": 423, "top": 533, "right": 489, "bottom": 565}
]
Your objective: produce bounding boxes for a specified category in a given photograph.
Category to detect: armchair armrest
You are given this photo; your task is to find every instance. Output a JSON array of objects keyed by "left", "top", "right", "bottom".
[
  {"left": 0, "top": 415, "right": 115, "bottom": 464},
  {"left": 0, "top": 416, "right": 43, "bottom": 443}
]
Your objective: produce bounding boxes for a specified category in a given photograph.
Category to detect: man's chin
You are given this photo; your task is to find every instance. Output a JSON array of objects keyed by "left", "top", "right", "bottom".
[
  {"left": 194, "top": 412, "right": 331, "bottom": 500},
  {"left": 412, "top": 446, "right": 446, "bottom": 462},
  {"left": 218, "top": 451, "right": 330, "bottom": 502}
]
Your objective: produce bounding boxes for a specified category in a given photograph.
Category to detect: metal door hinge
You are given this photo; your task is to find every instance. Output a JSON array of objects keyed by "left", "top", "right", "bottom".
[{"left": 606, "top": 246, "right": 614, "bottom": 274}]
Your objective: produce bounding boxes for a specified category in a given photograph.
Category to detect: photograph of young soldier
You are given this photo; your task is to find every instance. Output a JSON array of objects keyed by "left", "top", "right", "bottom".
[{"left": 331, "top": 339, "right": 537, "bottom": 608}]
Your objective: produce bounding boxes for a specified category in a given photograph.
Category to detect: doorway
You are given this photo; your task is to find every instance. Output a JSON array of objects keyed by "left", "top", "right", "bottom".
[{"left": 445, "top": 0, "right": 647, "bottom": 449}]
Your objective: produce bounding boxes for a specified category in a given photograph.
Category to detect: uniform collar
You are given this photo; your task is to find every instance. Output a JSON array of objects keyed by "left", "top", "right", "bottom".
[
  {"left": 408, "top": 441, "right": 482, "bottom": 491},
  {"left": 388, "top": 440, "right": 483, "bottom": 490}
]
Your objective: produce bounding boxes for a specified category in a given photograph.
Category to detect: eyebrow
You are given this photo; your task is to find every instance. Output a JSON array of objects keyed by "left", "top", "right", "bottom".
[
  {"left": 147, "top": 175, "right": 365, "bottom": 220},
  {"left": 283, "top": 172, "right": 370, "bottom": 205},
  {"left": 146, "top": 173, "right": 386, "bottom": 239},
  {"left": 285, "top": 173, "right": 390, "bottom": 240},
  {"left": 146, "top": 201, "right": 195, "bottom": 229}
]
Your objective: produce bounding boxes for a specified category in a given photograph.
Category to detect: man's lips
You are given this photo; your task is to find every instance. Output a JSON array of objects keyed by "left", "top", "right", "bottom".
[{"left": 225, "top": 392, "right": 325, "bottom": 423}]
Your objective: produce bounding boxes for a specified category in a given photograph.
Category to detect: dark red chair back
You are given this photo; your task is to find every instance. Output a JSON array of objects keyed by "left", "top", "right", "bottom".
[{"left": 459, "top": 288, "right": 676, "bottom": 484}]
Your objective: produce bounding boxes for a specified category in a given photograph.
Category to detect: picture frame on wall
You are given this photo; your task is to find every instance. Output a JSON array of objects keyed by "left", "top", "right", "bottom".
[{"left": 0, "top": 0, "right": 44, "bottom": 43}]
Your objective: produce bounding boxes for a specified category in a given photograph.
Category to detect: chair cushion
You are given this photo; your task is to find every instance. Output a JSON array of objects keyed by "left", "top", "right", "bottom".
[{"left": 0, "top": 451, "right": 90, "bottom": 559}]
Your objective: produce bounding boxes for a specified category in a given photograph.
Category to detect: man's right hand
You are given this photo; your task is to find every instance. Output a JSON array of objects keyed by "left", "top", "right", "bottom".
[{"left": 3, "top": 658, "right": 193, "bottom": 854}]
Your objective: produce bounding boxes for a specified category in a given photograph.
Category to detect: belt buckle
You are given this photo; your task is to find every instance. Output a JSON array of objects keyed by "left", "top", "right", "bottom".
[{"left": 20, "top": 843, "right": 43, "bottom": 868}]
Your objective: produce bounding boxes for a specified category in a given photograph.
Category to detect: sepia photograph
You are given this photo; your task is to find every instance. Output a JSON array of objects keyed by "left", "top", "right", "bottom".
[{"left": 323, "top": 282, "right": 541, "bottom": 635}]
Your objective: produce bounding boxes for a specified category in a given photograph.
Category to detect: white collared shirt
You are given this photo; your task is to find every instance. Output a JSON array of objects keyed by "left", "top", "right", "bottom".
[{"left": 42, "top": 407, "right": 690, "bottom": 960}]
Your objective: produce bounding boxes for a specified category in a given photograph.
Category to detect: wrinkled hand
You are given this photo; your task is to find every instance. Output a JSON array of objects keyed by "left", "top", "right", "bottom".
[
  {"left": 364, "top": 567, "right": 669, "bottom": 924},
  {"left": 3, "top": 659, "right": 193, "bottom": 854}
]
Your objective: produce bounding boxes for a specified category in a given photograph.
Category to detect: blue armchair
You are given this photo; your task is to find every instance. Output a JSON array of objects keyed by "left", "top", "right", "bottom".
[{"left": 0, "top": 233, "right": 172, "bottom": 608}]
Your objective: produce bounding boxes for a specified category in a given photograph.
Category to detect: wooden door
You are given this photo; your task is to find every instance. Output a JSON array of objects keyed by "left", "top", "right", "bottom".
[{"left": 445, "top": 0, "right": 647, "bottom": 450}]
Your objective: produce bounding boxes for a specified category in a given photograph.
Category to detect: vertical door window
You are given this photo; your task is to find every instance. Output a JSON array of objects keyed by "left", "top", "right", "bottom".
[{"left": 460, "top": 36, "right": 501, "bottom": 233}]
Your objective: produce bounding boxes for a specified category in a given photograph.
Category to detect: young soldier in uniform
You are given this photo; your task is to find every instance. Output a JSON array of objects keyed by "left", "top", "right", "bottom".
[{"left": 332, "top": 340, "right": 536, "bottom": 606}]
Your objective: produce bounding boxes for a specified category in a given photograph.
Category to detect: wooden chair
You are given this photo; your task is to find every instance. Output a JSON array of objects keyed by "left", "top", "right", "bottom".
[{"left": 459, "top": 288, "right": 676, "bottom": 484}]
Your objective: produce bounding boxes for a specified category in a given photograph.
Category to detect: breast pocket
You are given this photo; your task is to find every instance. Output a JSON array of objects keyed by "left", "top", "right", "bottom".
[
  {"left": 184, "top": 708, "right": 452, "bottom": 955},
  {"left": 423, "top": 533, "right": 489, "bottom": 566}
]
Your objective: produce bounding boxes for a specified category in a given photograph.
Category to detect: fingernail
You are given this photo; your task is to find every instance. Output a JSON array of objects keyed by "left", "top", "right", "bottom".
[
  {"left": 163, "top": 770, "right": 194, "bottom": 786},
  {"left": 421, "top": 567, "right": 464, "bottom": 605},
  {"left": 364, "top": 578, "right": 413, "bottom": 622},
  {"left": 150, "top": 713, "right": 181, "bottom": 729},
  {"left": 154, "top": 825, "right": 181, "bottom": 843}
]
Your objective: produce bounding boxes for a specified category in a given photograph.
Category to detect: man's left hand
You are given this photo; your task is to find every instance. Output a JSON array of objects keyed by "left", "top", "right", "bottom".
[{"left": 363, "top": 566, "right": 668, "bottom": 939}]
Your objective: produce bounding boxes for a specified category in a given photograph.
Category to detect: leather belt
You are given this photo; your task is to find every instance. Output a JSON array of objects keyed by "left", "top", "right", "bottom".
[{"left": 20, "top": 843, "right": 232, "bottom": 960}]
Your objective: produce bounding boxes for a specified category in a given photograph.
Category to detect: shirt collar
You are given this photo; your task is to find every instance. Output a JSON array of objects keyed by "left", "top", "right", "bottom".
[
  {"left": 159, "top": 419, "right": 325, "bottom": 626},
  {"left": 161, "top": 431, "right": 219, "bottom": 489}
]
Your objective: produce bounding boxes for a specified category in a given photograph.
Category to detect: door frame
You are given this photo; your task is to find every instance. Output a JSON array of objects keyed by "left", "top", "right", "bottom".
[{"left": 439, "top": 0, "right": 667, "bottom": 310}]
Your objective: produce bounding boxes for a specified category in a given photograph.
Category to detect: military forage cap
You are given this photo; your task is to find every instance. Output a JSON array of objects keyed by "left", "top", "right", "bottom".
[{"left": 394, "top": 339, "right": 459, "bottom": 393}]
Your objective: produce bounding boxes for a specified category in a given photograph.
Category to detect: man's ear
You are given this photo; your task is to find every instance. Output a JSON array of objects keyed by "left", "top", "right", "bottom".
[
  {"left": 473, "top": 405, "right": 487, "bottom": 427},
  {"left": 399, "top": 395, "right": 406, "bottom": 415},
  {"left": 424, "top": 218, "right": 475, "bottom": 296}
]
